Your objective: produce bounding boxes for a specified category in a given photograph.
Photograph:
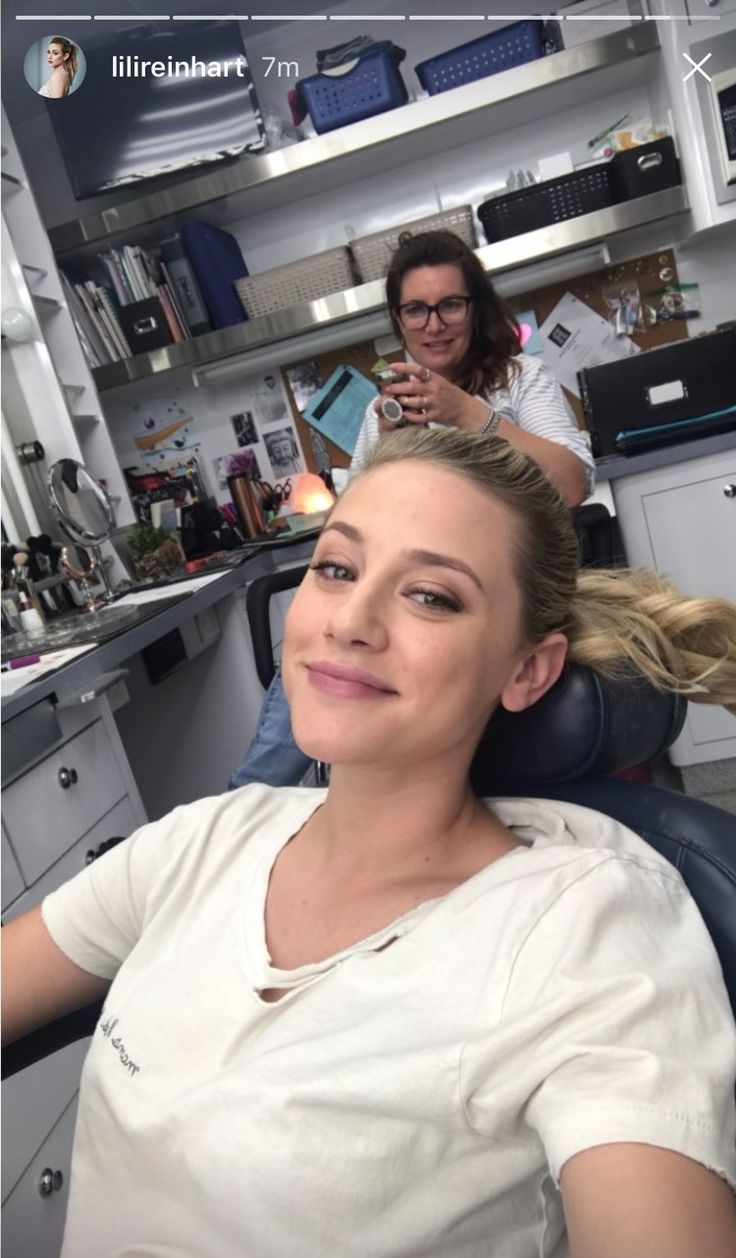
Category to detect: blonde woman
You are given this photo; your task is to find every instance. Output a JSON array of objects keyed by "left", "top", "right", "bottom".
[
  {"left": 4, "top": 429, "right": 736, "bottom": 1257},
  {"left": 38, "top": 36, "right": 77, "bottom": 99}
]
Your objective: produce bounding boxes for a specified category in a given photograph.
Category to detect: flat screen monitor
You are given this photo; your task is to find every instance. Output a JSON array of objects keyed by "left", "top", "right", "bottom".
[{"left": 47, "top": 21, "right": 265, "bottom": 199}]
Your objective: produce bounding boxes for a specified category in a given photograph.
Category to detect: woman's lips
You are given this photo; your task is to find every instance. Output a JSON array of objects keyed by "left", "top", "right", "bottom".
[{"left": 307, "top": 661, "right": 397, "bottom": 700}]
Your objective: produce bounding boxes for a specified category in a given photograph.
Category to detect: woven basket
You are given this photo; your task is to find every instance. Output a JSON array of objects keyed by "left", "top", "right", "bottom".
[
  {"left": 351, "top": 206, "right": 476, "bottom": 283},
  {"left": 235, "top": 247, "right": 356, "bottom": 319}
]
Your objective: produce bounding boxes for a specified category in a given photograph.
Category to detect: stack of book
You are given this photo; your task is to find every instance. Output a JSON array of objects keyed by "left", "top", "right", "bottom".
[
  {"left": 61, "top": 234, "right": 213, "bottom": 370},
  {"left": 101, "top": 244, "right": 189, "bottom": 344}
]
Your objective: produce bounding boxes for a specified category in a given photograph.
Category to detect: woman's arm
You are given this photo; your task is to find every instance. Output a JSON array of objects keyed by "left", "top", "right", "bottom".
[
  {"left": 493, "top": 414, "right": 588, "bottom": 507},
  {"left": 561, "top": 1142, "right": 736, "bottom": 1258},
  {"left": 1, "top": 906, "right": 111, "bottom": 1046},
  {"left": 377, "top": 364, "right": 591, "bottom": 506}
]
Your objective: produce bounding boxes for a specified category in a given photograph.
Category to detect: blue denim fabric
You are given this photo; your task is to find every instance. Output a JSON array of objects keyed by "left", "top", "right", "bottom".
[{"left": 228, "top": 670, "right": 312, "bottom": 789}]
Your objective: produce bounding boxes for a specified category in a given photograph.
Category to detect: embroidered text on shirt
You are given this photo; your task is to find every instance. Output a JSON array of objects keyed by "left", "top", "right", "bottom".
[{"left": 99, "top": 1014, "right": 140, "bottom": 1077}]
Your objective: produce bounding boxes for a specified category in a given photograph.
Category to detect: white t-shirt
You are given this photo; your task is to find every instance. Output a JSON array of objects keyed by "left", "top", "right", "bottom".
[
  {"left": 350, "top": 353, "right": 596, "bottom": 494},
  {"left": 42, "top": 785, "right": 736, "bottom": 1258}
]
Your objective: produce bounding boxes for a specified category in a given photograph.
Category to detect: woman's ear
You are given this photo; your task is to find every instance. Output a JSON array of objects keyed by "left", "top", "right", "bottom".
[{"left": 500, "top": 633, "right": 568, "bottom": 713}]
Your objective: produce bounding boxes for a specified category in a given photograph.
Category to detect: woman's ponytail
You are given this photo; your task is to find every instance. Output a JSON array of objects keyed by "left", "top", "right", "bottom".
[{"left": 567, "top": 568, "right": 736, "bottom": 713}]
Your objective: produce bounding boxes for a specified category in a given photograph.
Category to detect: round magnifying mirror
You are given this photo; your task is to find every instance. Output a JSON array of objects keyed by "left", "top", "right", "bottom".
[
  {"left": 48, "top": 459, "right": 114, "bottom": 545},
  {"left": 48, "top": 459, "right": 115, "bottom": 603}
]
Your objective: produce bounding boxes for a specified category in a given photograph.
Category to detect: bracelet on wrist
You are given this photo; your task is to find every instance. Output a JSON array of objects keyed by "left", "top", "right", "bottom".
[{"left": 478, "top": 407, "right": 501, "bottom": 436}]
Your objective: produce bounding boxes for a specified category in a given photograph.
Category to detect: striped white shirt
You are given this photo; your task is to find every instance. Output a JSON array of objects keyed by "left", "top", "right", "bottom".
[{"left": 350, "top": 354, "right": 596, "bottom": 495}]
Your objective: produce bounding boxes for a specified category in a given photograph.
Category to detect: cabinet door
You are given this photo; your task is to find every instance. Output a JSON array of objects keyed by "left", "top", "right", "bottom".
[
  {"left": 641, "top": 472, "right": 736, "bottom": 602},
  {"left": 1, "top": 1095, "right": 78, "bottom": 1258},
  {"left": 641, "top": 469, "right": 736, "bottom": 762}
]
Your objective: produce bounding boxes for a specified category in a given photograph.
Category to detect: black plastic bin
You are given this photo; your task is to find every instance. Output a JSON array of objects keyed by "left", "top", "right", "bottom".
[
  {"left": 478, "top": 163, "right": 614, "bottom": 244},
  {"left": 610, "top": 138, "right": 681, "bottom": 201}
]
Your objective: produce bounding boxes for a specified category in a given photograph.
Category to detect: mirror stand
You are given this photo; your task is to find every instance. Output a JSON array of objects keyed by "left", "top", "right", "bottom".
[
  {"left": 48, "top": 459, "right": 118, "bottom": 610},
  {"left": 60, "top": 546, "right": 114, "bottom": 612}
]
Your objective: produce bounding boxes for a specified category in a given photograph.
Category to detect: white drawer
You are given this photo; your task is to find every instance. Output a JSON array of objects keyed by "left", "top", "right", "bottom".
[
  {"left": 2, "top": 1040, "right": 88, "bottom": 1207},
  {"left": 3, "top": 720, "right": 127, "bottom": 886},
  {"left": 2, "top": 797, "right": 138, "bottom": 1202},
  {"left": 2, "top": 796, "right": 139, "bottom": 924},
  {"left": 2, "top": 826, "right": 24, "bottom": 912},
  {"left": 1, "top": 1094, "right": 78, "bottom": 1258}
]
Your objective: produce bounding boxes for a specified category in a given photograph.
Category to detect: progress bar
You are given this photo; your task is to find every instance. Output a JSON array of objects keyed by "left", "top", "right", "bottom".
[{"left": 15, "top": 12, "right": 722, "bottom": 20}]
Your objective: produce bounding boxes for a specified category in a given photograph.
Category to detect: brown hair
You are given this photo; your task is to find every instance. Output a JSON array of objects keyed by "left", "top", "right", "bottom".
[
  {"left": 384, "top": 230, "right": 521, "bottom": 395},
  {"left": 361, "top": 427, "right": 736, "bottom": 712},
  {"left": 50, "top": 37, "right": 78, "bottom": 88}
]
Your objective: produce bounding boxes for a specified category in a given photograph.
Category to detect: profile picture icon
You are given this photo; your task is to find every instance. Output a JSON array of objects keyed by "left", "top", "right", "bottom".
[{"left": 24, "top": 35, "right": 86, "bottom": 99}]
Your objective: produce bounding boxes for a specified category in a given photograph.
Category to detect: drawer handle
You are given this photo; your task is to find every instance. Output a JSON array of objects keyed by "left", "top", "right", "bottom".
[
  {"left": 636, "top": 152, "right": 663, "bottom": 171},
  {"left": 85, "top": 836, "right": 127, "bottom": 865},
  {"left": 57, "top": 766, "right": 78, "bottom": 789},
  {"left": 38, "top": 1168, "right": 64, "bottom": 1197},
  {"left": 724, "top": 484, "right": 736, "bottom": 498}
]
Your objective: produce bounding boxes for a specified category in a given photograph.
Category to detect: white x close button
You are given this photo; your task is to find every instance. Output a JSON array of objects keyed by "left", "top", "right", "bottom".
[{"left": 683, "top": 52, "right": 713, "bottom": 82}]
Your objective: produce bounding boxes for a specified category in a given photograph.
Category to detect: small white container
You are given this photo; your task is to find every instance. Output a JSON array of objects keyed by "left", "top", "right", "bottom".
[{"left": 19, "top": 606, "right": 44, "bottom": 633}]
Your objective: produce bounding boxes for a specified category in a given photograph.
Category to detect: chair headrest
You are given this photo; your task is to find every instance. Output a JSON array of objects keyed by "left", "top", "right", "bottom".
[{"left": 470, "top": 664, "right": 687, "bottom": 791}]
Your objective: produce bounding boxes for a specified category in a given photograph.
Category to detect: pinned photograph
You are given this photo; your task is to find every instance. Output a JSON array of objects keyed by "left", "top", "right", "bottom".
[
  {"left": 264, "top": 427, "right": 303, "bottom": 478},
  {"left": 231, "top": 411, "right": 259, "bottom": 447},
  {"left": 212, "top": 448, "right": 262, "bottom": 491},
  {"left": 249, "top": 371, "right": 290, "bottom": 425},
  {"left": 286, "top": 361, "right": 322, "bottom": 413}
]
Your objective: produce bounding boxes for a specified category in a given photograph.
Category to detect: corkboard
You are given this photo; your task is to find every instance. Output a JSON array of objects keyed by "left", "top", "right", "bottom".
[
  {"left": 278, "top": 248, "right": 692, "bottom": 466},
  {"left": 506, "top": 246, "right": 690, "bottom": 429}
]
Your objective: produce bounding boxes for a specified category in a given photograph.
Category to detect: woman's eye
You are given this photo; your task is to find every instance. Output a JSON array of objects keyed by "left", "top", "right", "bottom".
[
  {"left": 309, "top": 559, "right": 354, "bottom": 582},
  {"left": 409, "top": 588, "right": 461, "bottom": 612}
]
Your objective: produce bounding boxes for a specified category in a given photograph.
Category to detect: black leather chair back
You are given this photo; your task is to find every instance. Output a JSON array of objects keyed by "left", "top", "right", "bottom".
[{"left": 472, "top": 665, "right": 736, "bottom": 1020}]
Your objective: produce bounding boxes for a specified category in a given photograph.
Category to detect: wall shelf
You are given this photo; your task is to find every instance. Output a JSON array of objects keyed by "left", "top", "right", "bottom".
[
  {"left": 49, "top": 23, "right": 660, "bottom": 258},
  {"left": 91, "top": 184, "right": 689, "bottom": 392}
]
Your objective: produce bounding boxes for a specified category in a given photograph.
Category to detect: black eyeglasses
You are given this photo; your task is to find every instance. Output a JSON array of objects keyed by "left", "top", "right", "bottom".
[{"left": 397, "top": 296, "right": 472, "bottom": 330}]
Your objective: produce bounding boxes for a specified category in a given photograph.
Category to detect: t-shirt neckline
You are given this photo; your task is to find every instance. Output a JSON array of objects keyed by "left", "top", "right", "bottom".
[{"left": 240, "top": 792, "right": 571, "bottom": 1002}]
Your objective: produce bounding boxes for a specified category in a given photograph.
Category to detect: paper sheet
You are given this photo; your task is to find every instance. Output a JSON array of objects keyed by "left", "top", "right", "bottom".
[
  {"left": 1, "top": 644, "right": 99, "bottom": 695},
  {"left": 539, "top": 291, "right": 639, "bottom": 398},
  {"left": 115, "top": 573, "right": 226, "bottom": 606},
  {"left": 304, "top": 365, "right": 377, "bottom": 456}
]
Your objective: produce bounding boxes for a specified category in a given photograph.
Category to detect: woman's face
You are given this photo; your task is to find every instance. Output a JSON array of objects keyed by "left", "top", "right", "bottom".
[
  {"left": 397, "top": 264, "right": 474, "bottom": 380},
  {"left": 48, "top": 44, "right": 68, "bottom": 68},
  {"left": 282, "top": 461, "right": 566, "bottom": 773}
]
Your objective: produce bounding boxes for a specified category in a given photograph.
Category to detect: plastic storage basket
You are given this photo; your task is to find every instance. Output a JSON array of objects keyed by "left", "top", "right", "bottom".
[
  {"left": 478, "top": 164, "right": 615, "bottom": 243},
  {"left": 415, "top": 21, "right": 545, "bottom": 96},
  {"left": 610, "top": 138, "right": 681, "bottom": 201},
  {"left": 350, "top": 207, "right": 476, "bottom": 283},
  {"left": 298, "top": 50, "right": 409, "bottom": 136},
  {"left": 235, "top": 247, "right": 356, "bottom": 319}
]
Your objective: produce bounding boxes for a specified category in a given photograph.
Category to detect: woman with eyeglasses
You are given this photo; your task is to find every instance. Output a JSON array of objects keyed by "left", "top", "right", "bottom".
[{"left": 351, "top": 230, "right": 594, "bottom": 508}]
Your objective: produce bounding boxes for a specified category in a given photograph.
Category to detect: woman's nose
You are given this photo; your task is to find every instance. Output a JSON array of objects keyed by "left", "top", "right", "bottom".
[
  {"left": 425, "top": 308, "right": 445, "bottom": 332},
  {"left": 325, "top": 584, "right": 388, "bottom": 650}
]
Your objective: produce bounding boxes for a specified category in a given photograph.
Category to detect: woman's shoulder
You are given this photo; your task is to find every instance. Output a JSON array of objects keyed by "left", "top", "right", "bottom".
[
  {"left": 507, "top": 352, "right": 555, "bottom": 392},
  {"left": 125, "top": 784, "right": 323, "bottom": 872},
  {"left": 486, "top": 795, "right": 685, "bottom": 887}
]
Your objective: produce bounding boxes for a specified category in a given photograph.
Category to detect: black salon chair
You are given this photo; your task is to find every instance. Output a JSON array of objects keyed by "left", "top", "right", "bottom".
[{"left": 4, "top": 627, "right": 735, "bottom": 1078}]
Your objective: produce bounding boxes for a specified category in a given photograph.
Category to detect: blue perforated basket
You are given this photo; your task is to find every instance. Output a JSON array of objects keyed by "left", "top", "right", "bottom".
[
  {"left": 298, "top": 51, "right": 409, "bottom": 135},
  {"left": 415, "top": 21, "right": 546, "bottom": 96}
]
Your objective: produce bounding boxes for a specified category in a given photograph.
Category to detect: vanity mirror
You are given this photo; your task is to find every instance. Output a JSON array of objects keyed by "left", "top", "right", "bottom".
[{"left": 47, "top": 459, "right": 116, "bottom": 605}]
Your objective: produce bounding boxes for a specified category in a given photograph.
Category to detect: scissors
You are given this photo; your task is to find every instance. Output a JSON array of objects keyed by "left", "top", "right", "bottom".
[{"left": 254, "top": 478, "right": 292, "bottom": 513}]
